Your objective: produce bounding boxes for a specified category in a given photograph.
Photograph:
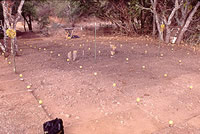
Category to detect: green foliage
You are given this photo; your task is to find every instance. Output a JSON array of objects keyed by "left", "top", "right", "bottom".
[{"left": 22, "top": 1, "right": 37, "bottom": 18}]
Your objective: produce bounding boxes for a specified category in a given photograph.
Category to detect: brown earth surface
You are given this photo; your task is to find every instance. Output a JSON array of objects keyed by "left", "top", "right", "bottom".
[{"left": 1, "top": 31, "right": 200, "bottom": 134}]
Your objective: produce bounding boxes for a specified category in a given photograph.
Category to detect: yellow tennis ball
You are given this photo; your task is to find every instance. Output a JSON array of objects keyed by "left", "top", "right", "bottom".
[
  {"left": 19, "top": 74, "right": 23, "bottom": 77},
  {"left": 142, "top": 66, "right": 146, "bottom": 69},
  {"left": 66, "top": 59, "right": 70, "bottom": 62},
  {"left": 126, "top": 58, "right": 129, "bottom": 61},
  {"left": 189, "top": 85, "right": 193, "bottom": 89},
  {"left": 113, "top": 83, "right": 116, "bottom": 87},
  {"left": 179, "top": 60, "right": 182, "bottom": 63},
  {"left": 164, "top": 74, "right": 168, "bottom": 77},
  {"left": 8, "top": 61, "right": 11, "bottom": 64},
  {"left": 58, "top": 54, "right": 61, "bottom": 56},
  {"left": 169, "top": 120, "right": 173, "bottom": 126},
  {"left": 79, "top": 66, "right": 83, "bottom": 69},
  {"left": 136, "top": 97, "right": 140, "bottom": 102},
  {"left": 27, "top": 85, "right": 31, "bottom": 89},
  {"left": 39, "top": 100, "right": 43, "bottom": 105}
]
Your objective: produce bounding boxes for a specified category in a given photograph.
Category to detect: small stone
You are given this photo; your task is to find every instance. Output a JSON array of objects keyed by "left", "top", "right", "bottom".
[
  {"left": 65, "top": 114, "right": 71, "bottom": 118},
  {"left": 75, "top": 116, "right": 80, "bottom": 119}
]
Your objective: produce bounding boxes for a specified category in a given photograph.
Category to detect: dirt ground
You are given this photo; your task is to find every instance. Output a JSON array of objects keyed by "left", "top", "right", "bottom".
[{"left": 1, "top": 30, "right": 200, "bottom": 134}]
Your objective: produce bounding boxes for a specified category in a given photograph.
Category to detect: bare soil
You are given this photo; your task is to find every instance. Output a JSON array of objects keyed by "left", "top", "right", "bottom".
[{"left": 1, "top": 30, "right": 200, "bottom": 134}]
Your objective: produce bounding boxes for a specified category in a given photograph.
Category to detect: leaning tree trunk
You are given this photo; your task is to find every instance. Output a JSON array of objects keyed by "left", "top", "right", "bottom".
[
  {"left": 163, "top": 0, "right": 181, "bottom": 43},
  {"left": 176, "top": 2, "right": 200, "bottom": 44}
]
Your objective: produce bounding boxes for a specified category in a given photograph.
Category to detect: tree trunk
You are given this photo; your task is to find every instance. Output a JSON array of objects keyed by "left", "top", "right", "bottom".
[
  {"left": 27, "top": 14, "right": 33, "bottom": 31},
  {"left": 163, "top": 0, "right": 181, "bottom": 43},
  {"left": 1, "top": 0, "right": 25, "bottom": 54},
  {"left": 165, "top": 25, "right": 171, "bottom": 43},
  {"left": 176, "top": 2, "right": 200, "bottom": 44},
  {"left": 24, "top": 18, "right": 26, "bottom": 32},
  {"left": 151, "top": 0, "right": 164, "bottom": 41},
  {"left": 22, "top": 13, "right": 27, "bottom": 32},
  {"left": 152, "top": 14, "right": 156, "bottom": 36}
]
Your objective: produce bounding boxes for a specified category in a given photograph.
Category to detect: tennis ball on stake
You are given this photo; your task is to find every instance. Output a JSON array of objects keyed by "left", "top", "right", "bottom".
[
  {"left": 79, "top": 66, "right": 83, "bottom": 69},
  {"left": 142, "top": 66, "right": 146, "bottom": 69},
  {"left": 189, "top": 85, "right": 193, "bottom": 89},
  {"left": 126, "top": 58, "right": 129, "bottom": 61},
  {"left": 58, "top": 54, "right": 61, "bottom": 57},
  {"left": 164, "top": 73, "right": 168, "bottom": 77},
  {"left": 179, "top": 60, "right": 182, "bottom": 63}
]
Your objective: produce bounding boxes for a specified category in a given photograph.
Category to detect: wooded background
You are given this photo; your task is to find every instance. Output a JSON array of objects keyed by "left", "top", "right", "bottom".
[{"left": 0, "top": 0, "right": 199, "bottom": 55}]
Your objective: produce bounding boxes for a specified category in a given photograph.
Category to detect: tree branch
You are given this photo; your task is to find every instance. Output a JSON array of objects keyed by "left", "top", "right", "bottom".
[{"left": 14, "top": 0, "right": 25, "bottom": 26}]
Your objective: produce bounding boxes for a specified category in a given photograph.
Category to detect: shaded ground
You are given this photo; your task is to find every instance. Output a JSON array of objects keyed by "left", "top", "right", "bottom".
[{"left": 0, "top": 31, "right": 200, "bottom": 134}]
